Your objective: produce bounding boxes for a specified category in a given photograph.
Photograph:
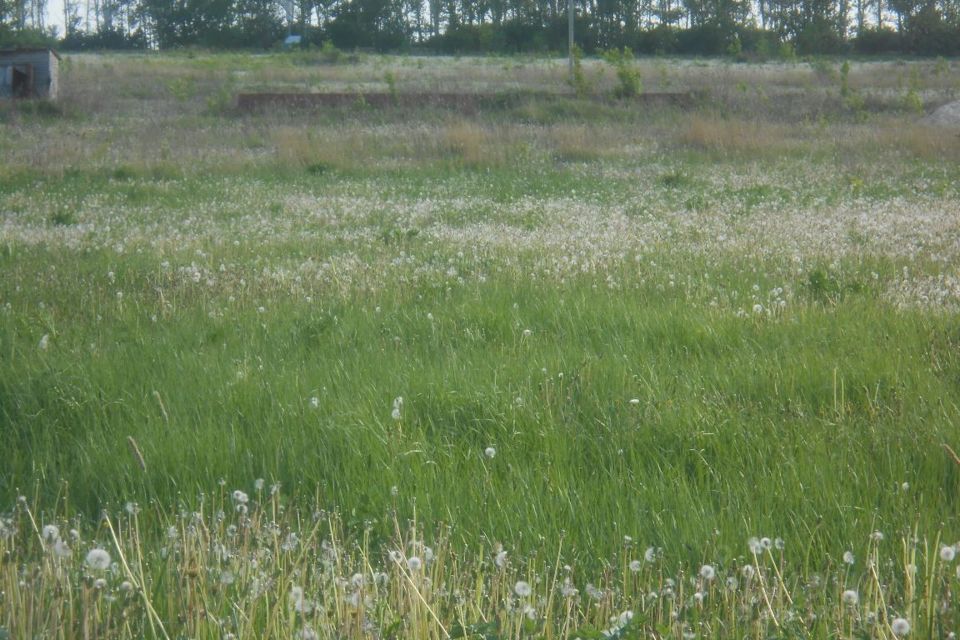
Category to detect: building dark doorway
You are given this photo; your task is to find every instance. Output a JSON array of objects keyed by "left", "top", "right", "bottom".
[{"left": 11, "top": 65, "right": 33, "bottom": 98}]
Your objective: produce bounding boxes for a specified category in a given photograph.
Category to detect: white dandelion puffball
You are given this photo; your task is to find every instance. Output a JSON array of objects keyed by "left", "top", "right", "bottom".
[
  {"left": 842, "top": 590, "right": 859, "bottom": 606},
  {"left": 42, "top": 524, "right": 60, "bottom": 542},
  {"left": 391, "top": 396, "right": 403, "bottom": 420},
  {"left": 629, "top": 559, "right": 642, "bottom": 572},
  {"left": 232, "top": 490, "right": 249, "bottom": 504},
  {"left": 495, "top": 550, "right": 508, "bottom": 568},
  {"left": 843, "top": 551, "right": 855, "bottom": 565},
  {"left": 741, "top": 564, "right": 755, "bottom": 580},
  {"left": 891, "top": 618, "right": 911, "bottom": 636},
  {"left": 644, "top": 546, "right": 658, "bottom": 562},
  {"left": 699, "top": 564, "right": 716, "bottom": 581},
  {"left": 38, "top": 334, "right": 50, "bottom": 350},
  {"left": 748, "top": 537, "right": 762, "bottom": 554},
  {"left": 940, "top": 546, "right": 956, "bottom": 562},
  {"left": 407, "top": 556, "right": 422, "bottom": 571},
  {"left": 484, "top": 446, "right": 496, "bottom": 459},
  {"left": 514, "top": 580, "right": 532, "bottom": 597},
  {"left": 85, "top": 548, "right": 111, "bottom": 571}
]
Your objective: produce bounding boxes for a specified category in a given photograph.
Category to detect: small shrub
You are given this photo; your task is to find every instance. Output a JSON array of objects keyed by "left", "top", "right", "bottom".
[
  {"left": 602, "top": 47, "right": 642, "bottom": 99},
  {"left": 166, "top": 77, "right": 197, "bottom": 102},
  {"left": 48, "top": 209, "right": 77, "bottom": 226},
  {"left": 568, "top": 45, "right": 591, "bottom": 97},
  {"left": 809, "top": 57, "right": 837, "bottom": 83},
  {"left": 657, "top": 171, "right": 692, "bottom": 188},
  {"left": 778, "top": 41, "right": 797, "bottom": 61},
  {"left": 306, "top": 161, "right": 334, "bottom": 175},
  {"left": 320, "top": 39, "right": 342, "bottom": 64},
  {"left": 384, "top": 70, "right": 398, "bottom": 103},
  {"left": 902, "top": 88, "right": 923, "bottom": 114}
]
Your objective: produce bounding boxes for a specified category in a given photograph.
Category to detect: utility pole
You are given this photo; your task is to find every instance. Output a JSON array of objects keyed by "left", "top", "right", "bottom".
[{"left": 568, "top": 0, "right": 574, "bottom": 82}]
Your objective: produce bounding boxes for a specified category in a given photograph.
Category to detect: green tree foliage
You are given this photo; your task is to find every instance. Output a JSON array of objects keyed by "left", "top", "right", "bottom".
[{"left": 0, "top": 0, "right": 958, "bottom": 55}]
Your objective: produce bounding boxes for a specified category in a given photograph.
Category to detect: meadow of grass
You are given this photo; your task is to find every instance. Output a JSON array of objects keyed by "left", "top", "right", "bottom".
[{"left": 1, "top": 52, "right": 960, "bottom": 638}]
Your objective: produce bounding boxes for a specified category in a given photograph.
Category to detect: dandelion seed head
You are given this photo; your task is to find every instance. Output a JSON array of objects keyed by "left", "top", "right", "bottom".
[
  {"left": 38, "top": 334, "right": 49, "bottom": 350},
  {"left": 495, "top": 550, "right": 508, "bottom": 568},
  {"left": 699, "top": 564, "right": 715, "bottom": 581},
  {"left": 407, "top": 556, "right": 422, "bottom": 571},
  {"left": 93, "top": 578, "right": 107, "bottom": 590},
  {"left": 644, "top": 546, "right": 658, "bottom": 562},
  {"left": 842, "top": 590, "right": 859, "bottom": 605},
  {"left": 629, "top": 559, "right": 642, "bottom": 572},
  {"left": 741, "top": 565, "right": 755, "bottom": 579},
  {"left": 940, "top": 545, "right": 956, "bottom": 562},
  {"left": 232, "top": 490, "right": 249, "bottom": 504},
  {"left": 484, "top": 446, "right": 496, "bottom": 459},
  {"left": 843, "top": 551, "right": 855, "bottom": 565},
  {"left": 42, "top": 524, "right": 60, "bottom": 543},
  {"left": 891, "top": 617, "right": 911, "bottom": 636},
  {"left": 514, "top": 580, "right": 532, "bottom": 597},
  {"left": 85, "top": 548, "right": 111, "bottom": 571}
]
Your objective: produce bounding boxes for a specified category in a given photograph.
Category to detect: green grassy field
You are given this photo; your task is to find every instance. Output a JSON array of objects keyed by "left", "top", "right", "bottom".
[{"left": 1, "top": 52, "right": 960, "bottom": 639}]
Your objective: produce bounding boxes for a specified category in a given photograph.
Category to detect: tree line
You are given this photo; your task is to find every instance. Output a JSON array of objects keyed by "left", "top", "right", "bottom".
[{"left": 1, "top": 0, "right": 958, "bottom": 55}]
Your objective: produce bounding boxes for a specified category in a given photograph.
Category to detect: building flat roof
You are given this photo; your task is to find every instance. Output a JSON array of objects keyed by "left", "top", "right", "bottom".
[{"left": 0, "top": 48, "right": 62, "bottom": 60}]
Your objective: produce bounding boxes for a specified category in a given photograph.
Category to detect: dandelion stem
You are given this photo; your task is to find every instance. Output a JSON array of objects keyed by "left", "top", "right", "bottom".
[{"left": 104, "top": 514, "right": 171, "bottom": 640}]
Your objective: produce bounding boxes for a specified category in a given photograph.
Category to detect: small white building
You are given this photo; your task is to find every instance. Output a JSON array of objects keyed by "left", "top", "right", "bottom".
[{"left": 0, "top": 48, "right": 61, "bottom": 100}]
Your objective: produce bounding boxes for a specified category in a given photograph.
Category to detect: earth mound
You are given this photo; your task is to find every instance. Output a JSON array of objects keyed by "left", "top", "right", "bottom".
[{"left": 922, "top": 100, "right": 960, "bottom": 126}]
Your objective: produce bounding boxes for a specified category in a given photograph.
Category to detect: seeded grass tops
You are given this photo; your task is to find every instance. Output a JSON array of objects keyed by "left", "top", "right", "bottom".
[
  {"left": 1, "top": 51, "right": 960, "bottom": 638},
  {"left": 3, "top": 490, "right": 958, "bottom": 639}
]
